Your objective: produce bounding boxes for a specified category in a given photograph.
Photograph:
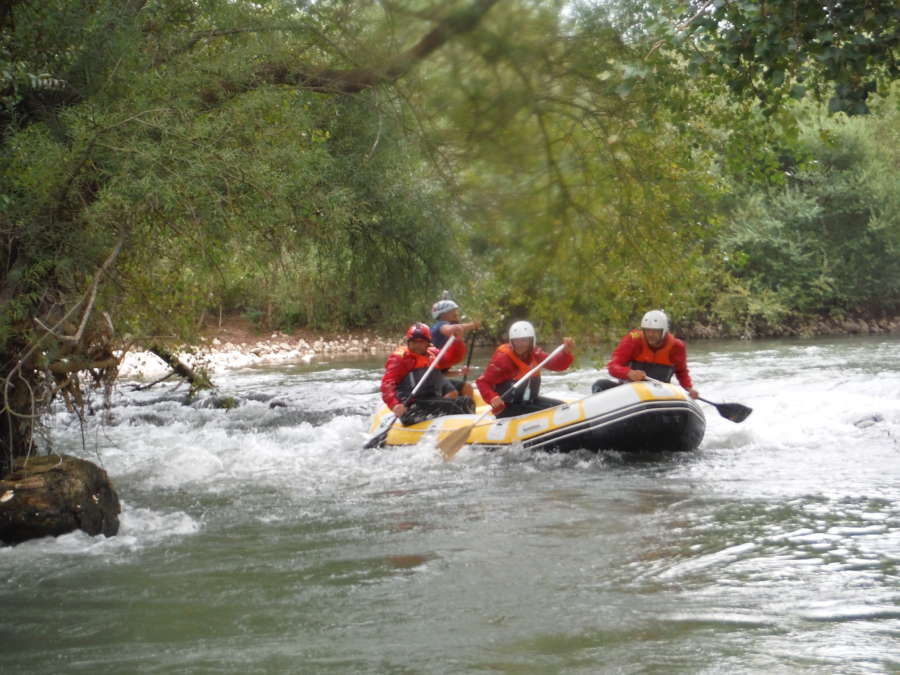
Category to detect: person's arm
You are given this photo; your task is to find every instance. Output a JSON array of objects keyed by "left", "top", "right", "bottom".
[
  {"left": 607, "top": 333, "right": 640, "bottom": 380},
  {"left": 381, "top": 353, "right": 409, "bottom": 414},
  {"left": 460, "top": 320, "right": 481, "bottom": 333},
  {"left": 536, "top": 337, "right": 575, "bottom": 371},
  {"left": 671, "top": 339, "right": 698, "bottom": 398},
  {"left": 476, "top": 350, "right": 512, "bottom": 413},
  {"left": 437, "top": 338, "right": 466, "bottom": 369}
]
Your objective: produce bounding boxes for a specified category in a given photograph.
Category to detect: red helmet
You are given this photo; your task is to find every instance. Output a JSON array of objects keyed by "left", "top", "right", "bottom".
[{"left": 405, "top": 322, "right": 432, "bottom": 342}]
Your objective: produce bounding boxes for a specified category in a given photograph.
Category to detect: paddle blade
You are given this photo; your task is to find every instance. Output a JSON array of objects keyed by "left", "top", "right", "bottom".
[
  {"left": 363, "top": 427, "right": 390, "bottom": 449},
  {"left": 716, "top": 402, "right": 752, "bottom": 423},
  {"left": 438, "top": 424, "right": 475, "bottom": 461},
  {"left": 364, "top": 417, "right": 396, "bottom": 448}
]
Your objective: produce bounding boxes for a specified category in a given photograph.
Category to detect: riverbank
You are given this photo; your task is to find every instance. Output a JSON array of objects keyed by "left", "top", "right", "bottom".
[
  {"left": 118, "top": 319, "right": 399, "bottom": 379},
  {"left": 679, "top": 315, "right": 900, "bottom": 340},
  {"left": 117, "top": 314, "right": 900, "bottom": 380}
]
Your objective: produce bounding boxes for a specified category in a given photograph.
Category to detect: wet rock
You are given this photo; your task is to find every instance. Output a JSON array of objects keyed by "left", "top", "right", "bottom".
[
  {"left": 244, "top": 392, "right": 276, "bottom": 403},
  {"left": 192, "top": 395, "right": 240, "bottom": 410},
  {"left": 128, "top": 413, "right": 170, "bottom": 426},
  {"left": 0, "top": 455, "right": 120, "bottom": 545},
  {"left": 854, "top": 414, "right": 884, "bottom": 428}
]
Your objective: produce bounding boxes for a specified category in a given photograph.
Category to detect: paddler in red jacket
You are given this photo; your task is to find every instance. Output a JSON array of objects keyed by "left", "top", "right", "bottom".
[
  {"left": 381, "top": 322, "right": 474, "bottom": 426},
  {"left": 592, "top": 310, "right": 699, "bottom": 398},
  {"left": 476, "top": 320, "right": 575, "bottom": 419}
]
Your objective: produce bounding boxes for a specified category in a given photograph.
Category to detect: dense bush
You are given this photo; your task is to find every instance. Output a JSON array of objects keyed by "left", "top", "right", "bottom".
[{"left": 714, "top": 94, "right": 900, "bottom": 330}]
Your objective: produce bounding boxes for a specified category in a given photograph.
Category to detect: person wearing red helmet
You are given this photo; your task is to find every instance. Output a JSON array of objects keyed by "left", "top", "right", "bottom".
[
  {"left": 592, "top": 310, "right": 699, "bottom": 398},
  {"left": 381, "top": 322, "right": 475, "bottom": 425}
]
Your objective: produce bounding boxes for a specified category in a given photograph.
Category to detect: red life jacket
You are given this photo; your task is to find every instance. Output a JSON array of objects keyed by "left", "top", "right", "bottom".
[{"left": 394, "top": 345, "right": 432, "bottom": 371}]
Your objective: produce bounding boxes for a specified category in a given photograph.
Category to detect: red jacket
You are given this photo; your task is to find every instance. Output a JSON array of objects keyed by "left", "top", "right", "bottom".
[
  {"left": 607, "top": 330, "right": 693, "bottom": 389},
  {"left": 476, "top": 344, "right": 573, "bottom": 403},
  {"left": 440, "top": 338, "right": 466, "bottom": 370},
  {"left": 431, "top": 321, "right": 467, "bottom": 369},
  {"left": 380, "top": 345, "right": 453, "bottom": 409}
]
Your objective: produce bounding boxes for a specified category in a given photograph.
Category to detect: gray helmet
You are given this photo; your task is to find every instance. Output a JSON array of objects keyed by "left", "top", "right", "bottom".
[{"left": 431, "top": 299, "right": 459, "bottom": 320}]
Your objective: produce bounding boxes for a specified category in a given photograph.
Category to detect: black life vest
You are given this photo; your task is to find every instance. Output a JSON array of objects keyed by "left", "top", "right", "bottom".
[
  {"left": 494, "top": 344, "right": 541, "bottom": 404},
  {"left": 394, "top": 347, "right": 444, "bottom": 400}
]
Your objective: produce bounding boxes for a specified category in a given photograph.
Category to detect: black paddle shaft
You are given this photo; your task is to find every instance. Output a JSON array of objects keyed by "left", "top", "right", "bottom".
[{"left": 459, "top": 331, "right": 477, "bottom": 386}]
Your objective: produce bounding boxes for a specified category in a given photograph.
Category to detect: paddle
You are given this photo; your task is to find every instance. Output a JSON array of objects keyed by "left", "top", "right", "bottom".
[
  {"left": 646, "top": 377, "right": 752, "bottom": 423},
  {"left": 363, "top": 334, "right": 457, "bottom": 449},
  {"left": 698, "top": 396, "right": 752, "bottom": 423},
  {"left": 438, "top": 343, "right": 567, "bottom": 461},
  {"left": 459, "top": 330, "right": 477, "bottom": 386}
]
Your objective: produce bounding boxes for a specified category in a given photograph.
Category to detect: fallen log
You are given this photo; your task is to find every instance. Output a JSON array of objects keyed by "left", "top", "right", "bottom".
[{"left": 149, "top": 345, "right": 212, "bottom": 392}]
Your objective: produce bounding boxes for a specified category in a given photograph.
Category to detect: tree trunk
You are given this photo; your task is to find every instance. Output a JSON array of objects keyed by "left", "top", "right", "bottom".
[{"left": 0, "top": 357, "right": 38, "bottom": 478}]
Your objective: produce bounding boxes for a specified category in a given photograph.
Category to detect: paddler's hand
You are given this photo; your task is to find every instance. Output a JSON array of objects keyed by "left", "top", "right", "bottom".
[
  {"left": 687, "top": 388, "right": 699, "bottom": 399},
  {"left": 562, "top": 337, "right": 575, "bottom": 353},
  {"left": 448, "top": 324, "right": 464, "bottom": 339},
  {"left": 490, "top": 396, "right": 505, "bottom": 413},
  {"left": 626, "top": 369, "right": 646, "bottom": 382},
  {"left": 392, "top": 403, "right": 407, "bottom": 417}
]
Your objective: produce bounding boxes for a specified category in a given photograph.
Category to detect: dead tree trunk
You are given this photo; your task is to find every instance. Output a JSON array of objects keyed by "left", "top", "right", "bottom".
[{"left": 149, "top": 345, "right": 213, "bottom": 392}]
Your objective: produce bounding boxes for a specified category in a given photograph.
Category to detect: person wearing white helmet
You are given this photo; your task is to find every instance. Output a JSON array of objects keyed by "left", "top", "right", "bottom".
[
  {"left": 429, "top": 292, "right": 481, "bottom": 396},
  {"left": 591, "top": 310, "right": 699, "bottom": 398},
  {"left": 476, "top": 320, "right": 575, "bottom": 418}
]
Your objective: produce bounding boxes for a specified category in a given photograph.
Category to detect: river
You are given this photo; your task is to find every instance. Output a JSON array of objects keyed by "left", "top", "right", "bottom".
[{"left": 1, "top": 336, "right": 898, "bottom": 674}]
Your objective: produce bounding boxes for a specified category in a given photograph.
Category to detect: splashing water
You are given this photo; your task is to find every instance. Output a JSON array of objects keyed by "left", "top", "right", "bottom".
[{"left": 1, "top": 337, "right": 898, "bottom": 674}]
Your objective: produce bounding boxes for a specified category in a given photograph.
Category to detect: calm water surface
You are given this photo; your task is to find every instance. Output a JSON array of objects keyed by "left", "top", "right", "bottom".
[{"left": 1, "top": 336, "right": 898, "bottom": 674}]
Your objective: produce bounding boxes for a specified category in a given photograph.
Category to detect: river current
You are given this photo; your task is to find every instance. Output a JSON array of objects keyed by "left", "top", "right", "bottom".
[{"left": 1, "top": 336, "right": 898, "bottom": 674}]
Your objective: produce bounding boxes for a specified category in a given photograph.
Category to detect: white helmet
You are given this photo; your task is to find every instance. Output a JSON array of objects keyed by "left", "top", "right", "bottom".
[
  {"left": 640, "top": 310, "right": 669, "bottom": 337},
  {"left": 508, "top": 320, "right": 536, "bottom": 341},
  {"left": 431, "top": 299, "right": 459, "bottom": 319}
]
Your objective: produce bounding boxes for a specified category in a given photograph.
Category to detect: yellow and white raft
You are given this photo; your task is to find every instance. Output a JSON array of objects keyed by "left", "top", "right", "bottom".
[{"left": 366, "top": 380, "right": 705, "bottom": 453}]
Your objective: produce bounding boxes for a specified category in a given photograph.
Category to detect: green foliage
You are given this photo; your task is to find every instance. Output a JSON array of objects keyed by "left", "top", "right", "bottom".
[
  {"left": 718, "top": 92, "right": 900, "bottom": 321},
  {"left": 1, "top": 0, "right": 898, "bottom": 363},
  {"left": 2, "top": 1, "right": 456, "bottom": 348},
  {"left": 418, "top": 2, "right": 729, "bottom": 339},
  {"left": 679, "top": 0, "right": 899, "bottom": 115}
]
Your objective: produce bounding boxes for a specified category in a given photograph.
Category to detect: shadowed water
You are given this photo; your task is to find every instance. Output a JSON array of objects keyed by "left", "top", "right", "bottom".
[{"left": 1, "top": 337, "right": 898, "bottom": 674}]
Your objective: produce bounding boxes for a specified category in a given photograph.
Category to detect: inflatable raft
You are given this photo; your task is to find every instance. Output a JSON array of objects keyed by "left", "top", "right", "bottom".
[{"left": 366, "top": 379, "right": 705, "bottom": 453}]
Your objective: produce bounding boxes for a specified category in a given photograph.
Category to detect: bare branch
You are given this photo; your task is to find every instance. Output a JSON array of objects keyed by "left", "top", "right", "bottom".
[{"left": 259, "top": 0, "right": 502, "bottom": 94}]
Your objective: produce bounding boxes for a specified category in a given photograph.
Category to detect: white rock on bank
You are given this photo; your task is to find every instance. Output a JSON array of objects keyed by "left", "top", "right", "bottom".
[{"left": 116, "top": 346, "right": 317, "bottom": 379}]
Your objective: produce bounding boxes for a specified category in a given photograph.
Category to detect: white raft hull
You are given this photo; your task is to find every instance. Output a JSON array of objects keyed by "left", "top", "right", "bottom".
[{"left": 367, "top": 380, "right": 705, "bottom": 453}]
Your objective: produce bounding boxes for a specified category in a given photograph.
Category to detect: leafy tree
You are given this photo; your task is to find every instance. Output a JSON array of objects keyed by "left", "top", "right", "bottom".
[
  {"left": 670, "top": 0, "right": 899, "bottom": 115},
  {"left": 406, "top": 1, "right": 728, "bottom": 338},
  {"left": 0, "top": 0, "right": 499, "bottom": 471},
  {"left": 716, "top": 90, "right": 900, "bottom": 331}
]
